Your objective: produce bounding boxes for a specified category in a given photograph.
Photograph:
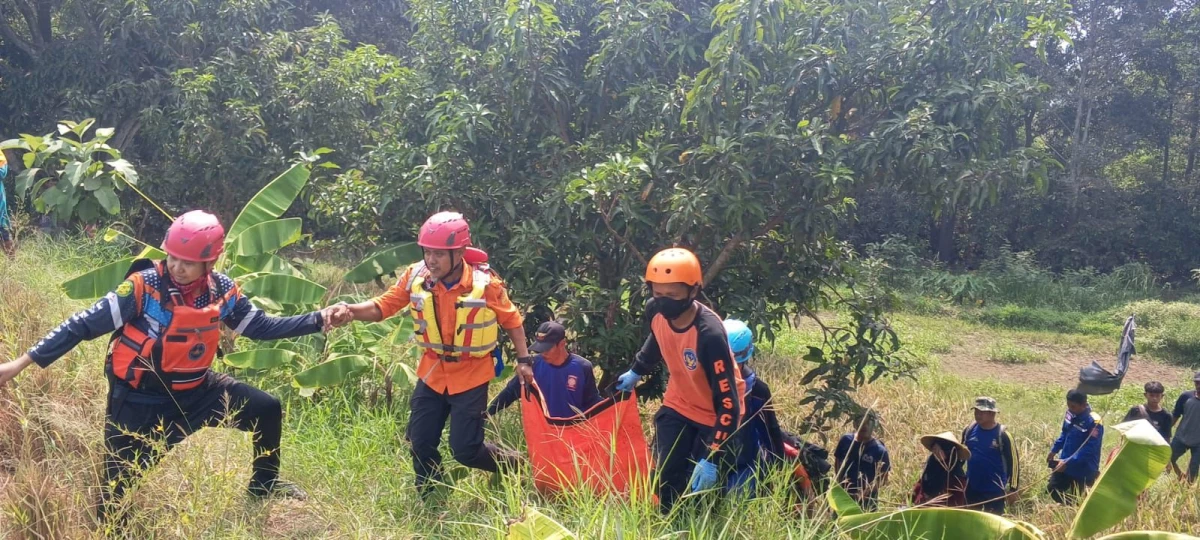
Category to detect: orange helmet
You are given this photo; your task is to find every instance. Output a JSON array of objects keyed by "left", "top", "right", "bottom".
[{"left": 644, "top": 248, "right": 703, "bottom": 286}]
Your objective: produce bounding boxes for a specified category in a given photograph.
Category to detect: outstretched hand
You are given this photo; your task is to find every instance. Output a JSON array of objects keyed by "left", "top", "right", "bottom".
[
  {"left": 0, "top": 355, "right": 33, "bottom": 389},
  {"left": 320, "top": 303, "right": 354, "bottom": 331}
]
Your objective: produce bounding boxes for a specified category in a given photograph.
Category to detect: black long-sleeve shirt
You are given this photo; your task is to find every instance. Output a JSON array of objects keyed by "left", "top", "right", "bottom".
[
  {"left": 631, "top": 299, "right": 743, "bottom": 454},
  {"left": 28, "top": 269, "right": 322, "bottom": 367}
]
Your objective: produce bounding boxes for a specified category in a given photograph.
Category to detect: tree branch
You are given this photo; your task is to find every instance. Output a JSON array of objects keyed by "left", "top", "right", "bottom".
[
  {"left": 598, "top": 198, "right": 649, "bottom": 268},
  {"left": 702, "top": 214, "right": 788, "bottom": 285},
  {"left": 0, "top": 6, "right": 38, "bottom": 64}
]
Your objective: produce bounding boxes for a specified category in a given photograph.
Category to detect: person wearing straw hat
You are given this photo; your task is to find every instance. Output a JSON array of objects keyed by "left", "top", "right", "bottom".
[
  {"left": 911, "top": 432, "right": 970, "bottom": 508},
  {"left": 962, "top": 396, "right": 1019, "bottom": 514}
]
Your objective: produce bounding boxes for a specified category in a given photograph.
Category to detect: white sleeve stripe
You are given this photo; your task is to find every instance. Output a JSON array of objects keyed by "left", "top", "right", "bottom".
[
  {"left": 233, "top": 304, "right": 260, "bottom": 335},
  {"left": 103, "top": 293, "right": 123, "bottom": 328}
]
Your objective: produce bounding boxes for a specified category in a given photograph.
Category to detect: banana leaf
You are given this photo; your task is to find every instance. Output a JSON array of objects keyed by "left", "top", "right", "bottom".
[
  {"left": 837, "top": 508, "right": 1045, "bottom": 540},
  {"left": 61, "top": 257, "right": 137, "bottom": 299},
  {"left": 241, "top": 273, "right": 327, "bottom": 305},
  {"left": 826, "top": 484, "right": 863, "bottom": 517},
  {"left": 293, "top": 355, "right": 370, "bottom": 392},
  {"left": 1070, "top": 419, "right": 1172, "bottom": 539},
  {"left": 507, "top": 507, "right": 576, "bottom": 540},
  {"left": 344, "top": 242, "right": 422, "bottom": 284},
  {"left": 224, "top": 349, "right": 301, "bottom": 370},
  {"left": 233, "top": 218, "right": 303, "bottom": 256},
  {"left": 227, "top": 163, "right": 310, "bottom": 240}
]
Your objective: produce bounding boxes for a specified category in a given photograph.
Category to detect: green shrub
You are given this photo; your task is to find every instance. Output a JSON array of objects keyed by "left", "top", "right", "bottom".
[
  {"left": 1111, "top": 300, "right": 1200, "bottom": 363},
  {"left": 970, "top": 304, "right": 1086, "bottom": 333},
  {"left": 986, "top": 341, "right": 1050, "bottom": 364}
]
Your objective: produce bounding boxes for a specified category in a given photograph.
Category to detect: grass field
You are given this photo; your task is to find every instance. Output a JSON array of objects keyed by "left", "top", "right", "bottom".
[{"left": 1, "top": 237, "right": 1198, "bottom": 538}]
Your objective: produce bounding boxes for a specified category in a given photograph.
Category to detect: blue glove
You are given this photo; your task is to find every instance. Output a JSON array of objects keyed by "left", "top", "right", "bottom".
[
  {"left": 689, "top": 458, "right": 719, "bottom": 491},
  {"left": 615, "top": 370, "right": 642, "bottom": 392}
]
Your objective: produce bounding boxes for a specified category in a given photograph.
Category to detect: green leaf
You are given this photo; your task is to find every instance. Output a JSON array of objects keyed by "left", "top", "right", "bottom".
[
  {"left": 391, "top": 362, "right": 418, "bottom": 387},
  {"left": 107, "top": 158, "right": 139, "bottom": 185},
  {"left": 95, "top": 186, "right": 120, "bottom": 214},
  {"left": 233, "top": 253, "right": 301, "bottom": 277},
  {"left": 293, "top": 355, "right": 370, "bottom": 389},
  {"left": 234, "top": 218, "right": 303, "bottom": 256},
  {"left": 64, "top": 160, "right": 88, "bottom": 187},
  {"left": 95, "top": 127, "right": 115, "bottom": 139},
  {"left": 388, "top": 317, "right": 415, "bottom": 344},
  {"left": 241, "top": 273, "right": 327, "bottom": 305},
  {"left": 224, "top": 349, "right": 301, "bottom": 370},
  {"left": 0, "top": 138, "right": 28, "bottom": 151},
  {"left": 837, "top": 508, "right": 1045, "bottom": 540},
  {"left": 1070, "top": 420, "right": 1172, "bottom": 539},
  {"left": 227, "top": 163, "right": 311, "bottom": 240},
  {"left": 15, "top": 168, "right": 40, "bottom": 197},
  {"left": 343, "top": 242, "right": 422, "bottom": 284},
  {"left": 135, "top": 246, "right": 167, "bottom": 259},
  {"left": 507, "top": 507, "right": 576, "bottom": 540},
  {"left": 61, "top": 258, "right": 137, "bottom": 300},
  {"left": 826, "top": 484, "right": 863, "bottom": 517}
]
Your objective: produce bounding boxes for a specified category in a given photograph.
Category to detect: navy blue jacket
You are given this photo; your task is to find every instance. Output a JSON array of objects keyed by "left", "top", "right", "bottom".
[
  {"left": 28, "top": 269, "right": 322, "bottom": 368},
  {"left": 1050, "top": 407, "right": 1104, "bottom": 480}
]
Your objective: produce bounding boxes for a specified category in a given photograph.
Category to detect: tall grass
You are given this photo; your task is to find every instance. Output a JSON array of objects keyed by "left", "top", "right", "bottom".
[{"left": 2, "top": 236, "right": 1198, "bottom": 537}]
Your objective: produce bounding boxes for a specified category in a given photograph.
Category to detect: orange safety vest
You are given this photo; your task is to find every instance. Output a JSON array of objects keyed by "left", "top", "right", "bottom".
[
  {"left": 408, "top": 262, "right": 499, "bottom": 360},
  {"left": 106, "top": 261, "right": 229, "bottom": 392}
]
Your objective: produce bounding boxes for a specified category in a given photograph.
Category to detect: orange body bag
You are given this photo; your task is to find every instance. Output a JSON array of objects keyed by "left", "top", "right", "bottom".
[{"left": 520, "top": 385, "right": 652, "bottom": 496}]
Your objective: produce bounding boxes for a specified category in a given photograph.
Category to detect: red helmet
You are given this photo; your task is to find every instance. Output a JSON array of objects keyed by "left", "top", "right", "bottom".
[
  {"left": 162, "top": 210, "right": 225, "bottom": 262},
  {"left": 418, "top": 211, "right": 471, "bottom": 250}
]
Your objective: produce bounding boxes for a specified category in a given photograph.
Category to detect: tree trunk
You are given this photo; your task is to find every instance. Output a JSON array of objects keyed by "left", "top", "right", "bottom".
[
  {"left": 1162, "top": 77, "right": 1175, "bottom": 185},
  {"left": 929, "top": 207, "right": 958, "bottom": 263},
  {"left": 1185, "top": 89, "right": 1199, "bottom": 181},
  {"left": 1024, "top": 105, "right": 1036, "bottom": 148}
]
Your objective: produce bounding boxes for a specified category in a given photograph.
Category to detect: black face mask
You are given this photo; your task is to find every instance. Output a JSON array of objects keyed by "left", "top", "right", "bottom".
[{"left": 656, "top": 294, "right": 695, "bottom": 320}]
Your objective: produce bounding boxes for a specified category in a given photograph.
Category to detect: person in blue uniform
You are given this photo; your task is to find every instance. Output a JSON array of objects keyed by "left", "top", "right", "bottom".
[
  {"left": 1047, "top": 389, "right": 1103, "bottom": 504},
  {"left": 486, "top": 321, "right": 601, "bottom": 418}
]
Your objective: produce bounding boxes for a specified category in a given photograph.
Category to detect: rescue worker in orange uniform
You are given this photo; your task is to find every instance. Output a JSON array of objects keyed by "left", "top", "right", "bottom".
[
  {"left": 613, "top": 248, "right": 745, "bottom": 512},
  {"left": 332, "top": 211, "right": 534, "bottom": 495},
  {"left": 0, "top": 211, "right": 340, "bottom": 521}
]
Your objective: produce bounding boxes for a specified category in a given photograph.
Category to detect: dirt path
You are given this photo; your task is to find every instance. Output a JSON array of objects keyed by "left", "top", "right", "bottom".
[{"left": 937, "top": 332, "right": 1194, "bottom": 388}]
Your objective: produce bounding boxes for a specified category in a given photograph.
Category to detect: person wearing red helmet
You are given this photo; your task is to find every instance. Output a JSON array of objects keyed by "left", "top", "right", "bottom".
[
  {"left": 612, "top": 248, "right": 746, "bottom": 512},
  {"left": 332, "top": 211, "right": 534, "bottom": 496},
  {"left": 0, "top": 210, "right": 342, "bottom": 521}
]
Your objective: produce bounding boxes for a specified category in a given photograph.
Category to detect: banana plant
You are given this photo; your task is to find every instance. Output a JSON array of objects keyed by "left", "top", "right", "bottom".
[
  {"left": 62, "top": 162, "right": 324, "bottom": 304},
  {"left": 58, "top": 161, "right": 407, "bottom": 395},
  {"left": 1070, "top": 419, "right": 1172, "bottom": 539}
]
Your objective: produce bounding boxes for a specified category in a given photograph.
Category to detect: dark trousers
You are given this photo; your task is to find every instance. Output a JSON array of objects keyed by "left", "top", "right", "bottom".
[
  {"left": 653, "top": 406, "right": 739, "bottom": 513},
  {"left": 1047, "top": 472, "right": 1093, "bottom": 504},
  {"left": 1170, "top": 438, "right": 1200, "bottom": 482},
  {"left": 406, "top": 380, "right": 514, "bottom": 494},
  {"left": 966, "top": 489, "right": 1006, "bottom": 515},
  {"left": 101, "top": 373, "right": 282, "bottom": 519}
]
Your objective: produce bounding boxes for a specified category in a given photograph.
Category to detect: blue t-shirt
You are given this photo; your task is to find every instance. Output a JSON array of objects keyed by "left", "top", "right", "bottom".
[
  {"left": 964, "top": 423, "right": 1014, "bottom": 497},
  {"left": 486, "top": 353, "right": 601, "bottom": 418},
  {"left": 834, "top": 434, "right": 891, "bottom": 496}
]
